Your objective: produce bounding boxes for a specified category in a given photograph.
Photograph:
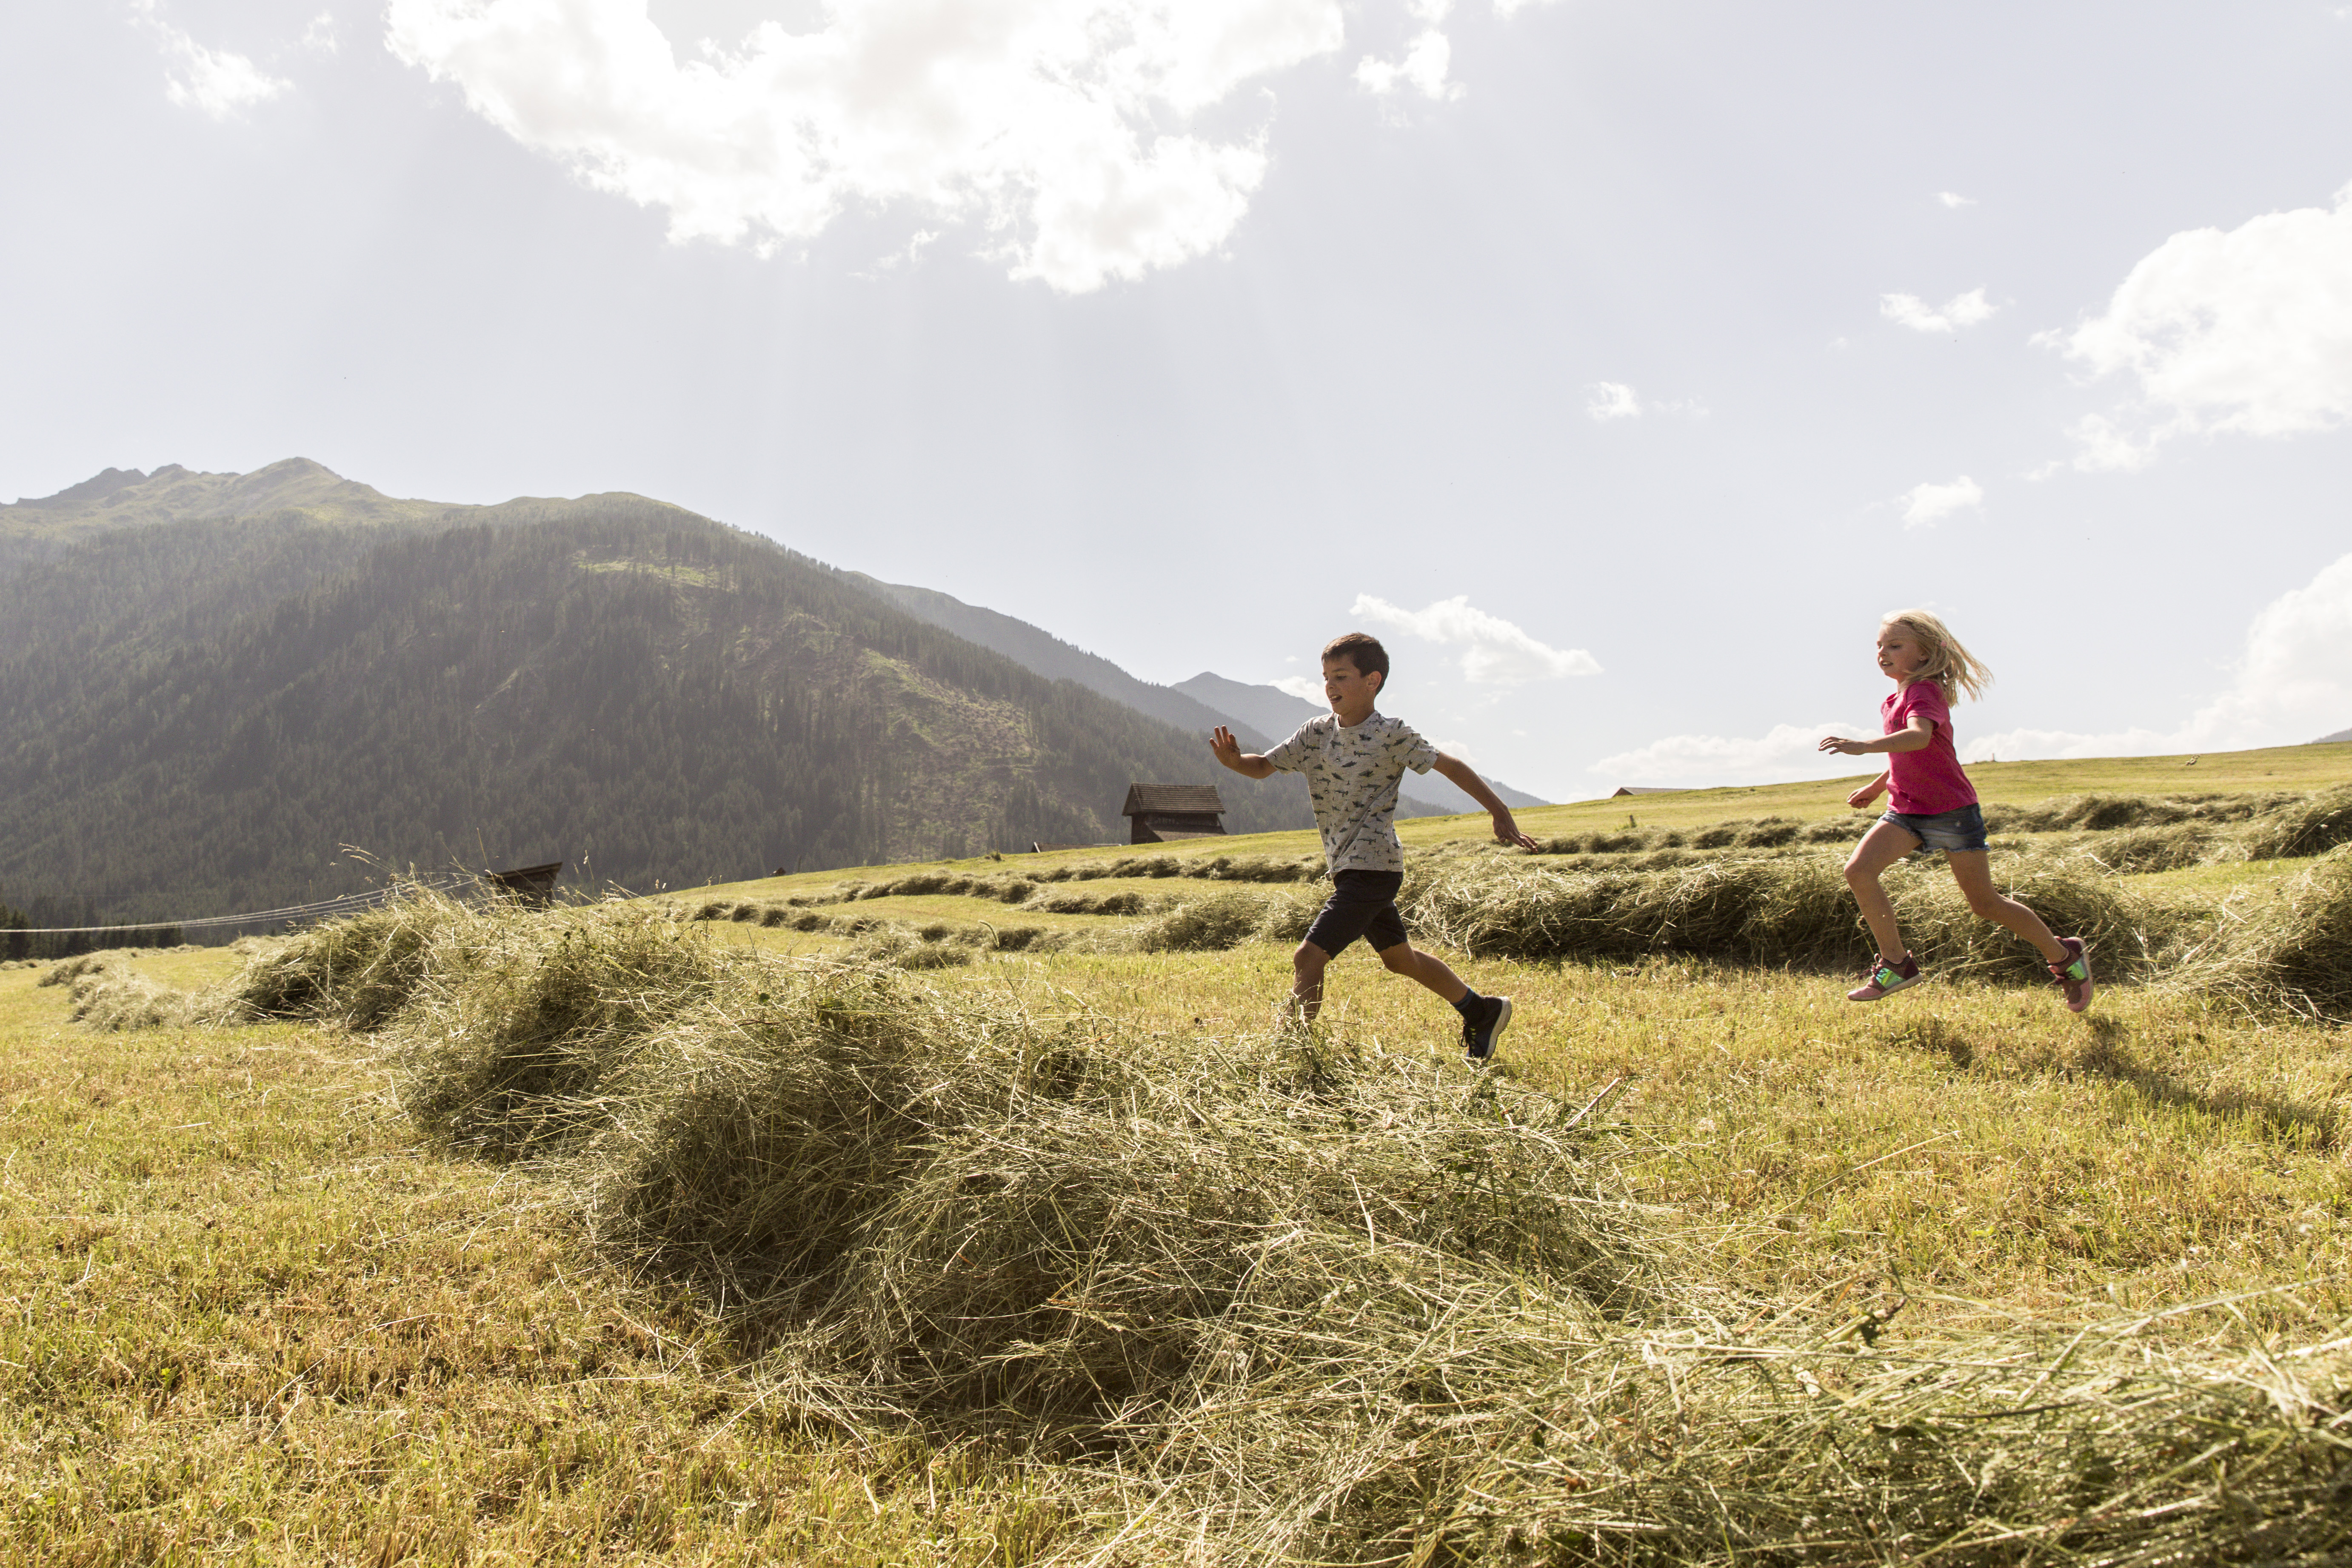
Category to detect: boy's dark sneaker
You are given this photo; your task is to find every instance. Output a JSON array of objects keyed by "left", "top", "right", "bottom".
[
  {"left": 1463, "top": 995, "right": 1512, "bottom": 1062},
  {"left": 1847, "top": 953, "right": 1922, "bottom": 1002},
  {"left": 2050, "top": 937, "right": 2094, "bottom": 1013}
]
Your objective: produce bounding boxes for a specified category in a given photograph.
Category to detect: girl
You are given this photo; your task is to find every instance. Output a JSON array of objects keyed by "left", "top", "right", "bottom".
[{"left": 1817, "top": 611, "right": 2093, "bottom": 1011}]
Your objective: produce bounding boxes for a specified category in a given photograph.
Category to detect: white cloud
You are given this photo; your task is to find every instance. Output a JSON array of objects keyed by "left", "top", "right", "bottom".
[
  {"left": 1584, "top": 381, "right": 1705, "bottom": 420},
  {"left": 1880, "top": 287, "right": 1997, "bottom": 333},
  {"left": 1585, "top": 381, "right": 1641, "bottom": 420},
  {"left": 1937, "top": 191, "right": 1976, "bottom": 209},
  {"left": 384, "top": 0, "right": 1348, "bottom": 293},
  {"left": 1971, "top": 551, "right": 2352, "bottom": 760},
  {"left": 1271, "top": 674, "right": 1324, "bottom": 703},
  {"left": 1898, "top": 475, "right": 1983, "bottom": 529},
  {"left": 1351, "top": 594, "right": 1601, "bottom": 685},
  {"left": 1491, "top": 0, "right": 1563, "bottom": 14},
  {"left": 2055, "top": 184, "right": 2352, "bottom": 469},
  {"left": 132, "top": 0, "right": 291, "bottom": 119},
  {"left": 1590, "top": 722, "right": 1875, "bottom": 789},
  {"left": 303, "top": 11, "right": 339, "bottom": 53},
  {"left": 1592, "top": 554, "right": 2352, "bottom": 787},
  {"left": 1355, "top": 1, "right": 1458, "bottom": 100},
  {"left": 1354, "top": 29, "right": 1457, "bottom": 99}
]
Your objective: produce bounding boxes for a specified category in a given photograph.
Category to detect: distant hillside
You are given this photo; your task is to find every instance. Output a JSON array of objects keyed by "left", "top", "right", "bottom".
[
  {"left": 0, "top": 457, "right": 462, "bottom": 571},
  {"left": 1171, "top": 672, "right": 1325, "bottom": 746},
  {"left": 848, "top": 580, "right": 1548, "bottom": 817},
  {"left": 0, "top": 498, "right": 1309, "bottom": 923},
  {"left": 847, "top": 576, "right": 1273, "bottom": 747},
  {"left": 2315, "top": 727, "right": 2352, "bottom": 745},
  {"left": 1171, "top": 673, "right": 1550, "bottom": 813}
]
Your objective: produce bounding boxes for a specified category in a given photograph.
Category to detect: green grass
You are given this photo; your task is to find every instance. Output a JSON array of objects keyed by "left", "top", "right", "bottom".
[
  {"left": 671, "top": 739, "right": 2352, "bottom": 911},
  {"left": 0, "top": 965, "right": 1066, "bottom": 1563},
  {"left": 7, "top": 742, "right": 2352, "bottom": 1561}
]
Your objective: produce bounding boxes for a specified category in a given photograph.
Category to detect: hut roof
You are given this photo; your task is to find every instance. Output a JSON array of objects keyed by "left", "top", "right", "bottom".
[{"left": 1121, "top": 783, "right": 1226, "bottom": 817}]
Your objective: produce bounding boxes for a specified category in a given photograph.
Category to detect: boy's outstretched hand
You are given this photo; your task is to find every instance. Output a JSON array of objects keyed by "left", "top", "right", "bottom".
[
  {"left": 1209, "top": 726, "right": 1277, "bottom": 780},
  {"left": 1492, "top": 811, "right": 1539, "bottom": 851}
]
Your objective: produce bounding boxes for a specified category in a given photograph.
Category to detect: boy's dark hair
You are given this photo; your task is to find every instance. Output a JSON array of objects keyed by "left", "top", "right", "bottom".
[{"left": 1321, "top": 632, "right": 1390, "bottom": 684}]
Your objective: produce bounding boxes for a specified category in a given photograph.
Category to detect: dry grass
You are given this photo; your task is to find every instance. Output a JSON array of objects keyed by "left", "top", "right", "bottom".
[
  {"left": 17, "top": 765, "right": 2352, "bottom": 1563},
  {"left": 35, "top": 893, "right": 2343, "bottom": 1565},
  {"left": 0, "top": 961, "right": 1067, "bottom": 1565}
]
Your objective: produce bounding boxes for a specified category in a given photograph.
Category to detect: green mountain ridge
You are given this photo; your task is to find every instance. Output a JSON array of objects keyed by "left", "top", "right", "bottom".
[
  {"left": 0, "top": 475, "right": 1311, "bottom": 924},
  {"left": 0, "top": 456, "right": 461, "bottom": 558},
  {"left": 853, "top": 579, "right": 1548, "bottom": 813}
]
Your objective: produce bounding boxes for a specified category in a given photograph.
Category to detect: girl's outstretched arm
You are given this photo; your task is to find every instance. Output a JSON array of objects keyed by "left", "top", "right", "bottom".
[{"left": 1818, "top": 716, "right": 1935, "bottom": 757}]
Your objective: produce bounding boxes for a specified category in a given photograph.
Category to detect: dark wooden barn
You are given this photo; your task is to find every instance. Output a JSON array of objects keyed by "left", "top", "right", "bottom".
[
  {"left": 1121, "top": 783, "right": 1228, "bottom": 845},
  {"left": 482, "top": 861, "right": 564, "bottom": 907}
]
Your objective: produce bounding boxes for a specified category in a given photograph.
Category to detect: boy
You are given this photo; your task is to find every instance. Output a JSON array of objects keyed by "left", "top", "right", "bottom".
[{"left": 1209, "top": 631, "right": 1538, "bottom": 1061}]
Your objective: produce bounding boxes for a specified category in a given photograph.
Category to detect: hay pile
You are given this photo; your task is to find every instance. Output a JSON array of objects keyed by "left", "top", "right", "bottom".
[
  {"left": 146, "top": 896, "right": 2347, "bottom": 1562},
  {"left": 2241, "top": 784, "right": 2352, "bottom": 861},
  {"left": 1982, "top": 791, "right": 2298, "bottom": 834},
  {"left": 2170, "top": 843, "right": 2352, "bottom": 1021},
  {"left": 39, "top": 951, "right": 217, "bottom": 1030},
  {"left": 1409, "top": 854, "right": 2165, "bottom": 980}
]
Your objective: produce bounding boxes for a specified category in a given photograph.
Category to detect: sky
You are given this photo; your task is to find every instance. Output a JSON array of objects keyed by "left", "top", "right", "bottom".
[{"left": 4, "top": 0, "right": 2351, "bottom": 802}]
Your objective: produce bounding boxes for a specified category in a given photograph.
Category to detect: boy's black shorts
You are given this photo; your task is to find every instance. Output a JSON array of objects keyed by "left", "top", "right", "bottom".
[{"left": 1302, "top": 870, "right": 1410, "bottom": 957}]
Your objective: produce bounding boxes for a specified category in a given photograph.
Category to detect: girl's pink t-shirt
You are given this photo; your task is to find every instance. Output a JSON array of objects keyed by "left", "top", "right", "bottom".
[{"left": 1882, "top": 680, "right": 1976, "bottom": 815}]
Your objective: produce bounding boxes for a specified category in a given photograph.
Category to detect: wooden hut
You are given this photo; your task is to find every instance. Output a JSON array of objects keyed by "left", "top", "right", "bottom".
[
  {"left": 1121, "top": 784, "right": 1228, "bottom": 845},
  {"left": 483, "top": 861, "right": 564, "bottom": 907}
]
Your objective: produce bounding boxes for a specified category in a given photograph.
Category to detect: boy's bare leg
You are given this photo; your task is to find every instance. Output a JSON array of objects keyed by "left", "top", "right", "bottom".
[
  {"left": 1376, "top": 941, "right": 1470, "bottom": 1003},
  {"left": 1290, "top": 940, "right": 1331, "bottom": 1022},
  {"left": 1842, "top": 821, "right": 1922, "bottom": 962},
  {"left": 1946, "top": 851, "right": 2068, "bottom": 963}
]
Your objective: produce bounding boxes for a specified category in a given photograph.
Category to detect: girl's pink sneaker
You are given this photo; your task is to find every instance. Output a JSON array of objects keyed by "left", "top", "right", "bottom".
[
  {"left": 1848, "top": 953, "right": 1922, "bottom": 1002},
  {"left": 2050, "top": 937, "right": 2094, "bottom": 1012}
]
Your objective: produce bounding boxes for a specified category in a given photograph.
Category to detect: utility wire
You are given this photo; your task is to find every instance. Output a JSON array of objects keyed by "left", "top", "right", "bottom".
[{"left": 1, "top": 873, "right": 477, "bottom": 937}]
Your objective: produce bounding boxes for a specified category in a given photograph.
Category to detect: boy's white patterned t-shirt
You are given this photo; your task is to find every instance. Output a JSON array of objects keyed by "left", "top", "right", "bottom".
[{"left": 1264, "top": 713, "right": 1439, "bottom": 874}]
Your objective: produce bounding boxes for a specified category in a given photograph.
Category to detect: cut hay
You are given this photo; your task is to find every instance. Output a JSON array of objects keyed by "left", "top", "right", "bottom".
[
  {"left": 177, "top": 901, "right": 2348, "bottom": 1562},
  {"left": 2240, "top": 783, "right": 2352, "bottom": 861},
  {"left": 1984, "top": 790, "right": 2299, "bottom": 834},
  {"left": 40, "top": 953, "right": 219, "bottom": 1031},
  {"left": 2170, "top": 842, "right": 2352, "bottom": 1022},
  {"left": 1130, "top": 886, "right": 1325, "bottom": 953},
  {"left": 1131, "top": 889, "right": 1276, "bottom": 952},
  {"left": 1410, "top": 854, "right": 2168, "bottom": 979},
  {"left": 2069, "top": 821, "right": 2216, "bottom": 874}
]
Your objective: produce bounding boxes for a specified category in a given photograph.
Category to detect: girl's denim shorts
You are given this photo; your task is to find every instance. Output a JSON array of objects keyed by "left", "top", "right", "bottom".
[{"left": 1880, "top": 802, "right": 1989, "bottom": 853}]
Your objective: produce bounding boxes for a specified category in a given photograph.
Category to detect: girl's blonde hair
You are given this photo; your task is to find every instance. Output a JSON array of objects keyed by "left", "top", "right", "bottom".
[{"left": 1882, "top": 608, "right": 1992, "bottom": 705}]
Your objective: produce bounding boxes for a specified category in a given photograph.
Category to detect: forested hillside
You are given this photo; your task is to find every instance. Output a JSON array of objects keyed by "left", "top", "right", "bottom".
[{"left": 0, "top": 500, "right": 1307, "bottom": 925}]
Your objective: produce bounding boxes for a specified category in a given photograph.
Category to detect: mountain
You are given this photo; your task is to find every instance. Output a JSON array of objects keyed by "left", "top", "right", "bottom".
[
  {"left": 2315, "top": 728, "right": 2352, "bottom": 745},
  {"left": 1171, "top": 671, "right": 1326, "bottom": 746},
  {"left": 844, "top": 582, "right": 1550, "bottom": 816},
  {"left": 1171, "top": 674, "right": 1550, "bottom": 812},
  {"left": 847, "top": 576, "right": 1273, "bottom": 748},
  {"left": 0, "top": 481, "right": 1311, "bottom": 923},
  {"left": 0, "top": 457, "right": 462, "bottom": 573}
]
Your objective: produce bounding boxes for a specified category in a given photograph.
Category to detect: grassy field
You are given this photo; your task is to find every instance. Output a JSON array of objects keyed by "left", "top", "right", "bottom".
[
  {"left": 665, "top": 739, "right": 2352, "bottom": 913},
  {"left": 5, "top": 743, "right": 2350, "bottom": 1563}
]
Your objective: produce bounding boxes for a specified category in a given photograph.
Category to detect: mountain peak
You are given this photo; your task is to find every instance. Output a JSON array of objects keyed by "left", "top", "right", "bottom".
[
  {"left": 2, "top": 457, "right": 462, "bottom": 541},
  {"left": 14, "top": 466, "right": 155, "bottom": 508}
]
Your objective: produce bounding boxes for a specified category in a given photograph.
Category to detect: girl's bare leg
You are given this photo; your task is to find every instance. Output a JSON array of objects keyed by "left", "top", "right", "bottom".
[
  {"left": 1946, "top": 851, "right": 2068, "bottom": 963},
  {"left": 1843, "top": 820, "right": 1922, "bottom": 960}
]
